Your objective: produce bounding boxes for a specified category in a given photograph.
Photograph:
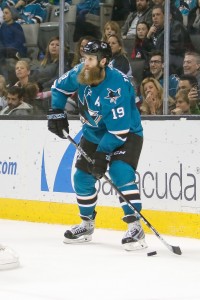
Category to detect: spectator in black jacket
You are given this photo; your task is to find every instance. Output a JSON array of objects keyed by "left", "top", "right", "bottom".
[
  {"left": 146, "top": 4, "right": 193, "bottom": 74},
  {"left": 187, "top": 0, "right": 200, "bottom": 34},
  {"left": 150, "top": 0, "right": 183, "bottom": 23},
  {"left": 112, "top": 0, "right": 134, "bottom": 22}
]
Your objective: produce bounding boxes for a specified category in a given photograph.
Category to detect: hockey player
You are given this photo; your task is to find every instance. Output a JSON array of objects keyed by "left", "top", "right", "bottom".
[
  {"left": 47, "top": 40, "right": 147, "bottom": 251},
  {"left": 0, "top": 244, "right": 19, "bottom": 270}
]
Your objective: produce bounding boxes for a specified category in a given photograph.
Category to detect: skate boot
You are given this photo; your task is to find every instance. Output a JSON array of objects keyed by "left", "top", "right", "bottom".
[
  {"left": 0, "top": 244, "right": 19, "bottom": 270},
  {"left": 121, "top": 215, "right": 147, "bottom": 251},
  {"left": 64, "top": 212, "right": 96, "bottom": 244}
]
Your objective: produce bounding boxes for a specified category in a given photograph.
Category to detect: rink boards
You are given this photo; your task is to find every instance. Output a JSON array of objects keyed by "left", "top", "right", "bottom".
[{"left": 0, "top": 119, "right": 200, "bottom": 238}]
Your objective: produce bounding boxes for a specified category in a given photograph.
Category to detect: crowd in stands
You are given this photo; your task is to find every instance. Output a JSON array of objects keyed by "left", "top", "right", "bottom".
[{"left": 0, "top": 0, "right": 200, "bottom": 117}]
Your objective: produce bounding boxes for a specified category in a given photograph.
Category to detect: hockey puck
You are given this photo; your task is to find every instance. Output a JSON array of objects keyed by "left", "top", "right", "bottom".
[{"left": 147, "top": 251, "right": 157, "bottom": 256}]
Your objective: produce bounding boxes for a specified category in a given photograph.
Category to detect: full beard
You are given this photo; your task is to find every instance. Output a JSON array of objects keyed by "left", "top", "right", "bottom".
[{"left": 78, "top": 65, "right": 105, "bottom": 86}]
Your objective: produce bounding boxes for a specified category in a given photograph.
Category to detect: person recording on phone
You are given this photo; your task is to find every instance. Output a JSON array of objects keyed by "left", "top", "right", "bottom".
[{"left": 177, "top": 74, "right": 200, "bottom": 114}]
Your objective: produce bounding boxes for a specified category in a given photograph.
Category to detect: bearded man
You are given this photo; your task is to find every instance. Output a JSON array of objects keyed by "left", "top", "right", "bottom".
[
  {"left": 121, "top": 0, "right": 152, "bottom": 39},
  {"left": 47, "top": 40, "right": 147, "bottom": 251}
]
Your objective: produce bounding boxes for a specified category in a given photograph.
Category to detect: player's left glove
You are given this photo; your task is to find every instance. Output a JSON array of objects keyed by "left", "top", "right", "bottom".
[
  {"left": 47, "top": 108, "right": 69, "bottom": 139},
  {"left": 88, "top": 152, "right": 110, "bottom": 179}
]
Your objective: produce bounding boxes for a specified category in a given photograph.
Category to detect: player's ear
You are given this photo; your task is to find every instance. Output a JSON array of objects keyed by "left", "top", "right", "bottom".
[{"left": 100, "top": 57, "right": 107, "bottom": 67}]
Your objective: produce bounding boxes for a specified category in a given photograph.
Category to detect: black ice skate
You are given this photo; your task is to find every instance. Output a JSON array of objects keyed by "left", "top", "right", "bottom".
[
  {"left": 63, "top": 212, "right": 96, "bottom": 244},
  {"left": 121, "top": 215, "right": 147, "bottom": 251}
]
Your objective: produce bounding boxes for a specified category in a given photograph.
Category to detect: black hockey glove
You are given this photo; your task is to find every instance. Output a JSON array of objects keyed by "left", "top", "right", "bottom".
[
  {"left": 88, "top": 152, "right": 110, "bottom": 179},
  {"left": 47, "top": 108, "right": 69, "bottom": 138}
]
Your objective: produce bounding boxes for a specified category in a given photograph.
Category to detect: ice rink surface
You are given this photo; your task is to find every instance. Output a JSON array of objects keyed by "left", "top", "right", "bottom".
[{"left": 0, "top": 219, "right": 200, "bottom": 300}]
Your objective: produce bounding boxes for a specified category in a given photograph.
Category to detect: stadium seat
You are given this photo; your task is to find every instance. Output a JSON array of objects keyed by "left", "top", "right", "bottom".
[
  {"left": 48, "top": 4, "right": 77, "bottom": 52},
  {"left": 38, "top": 22, "right": 70, "bottom": 53},
  {"left": 130, "top": 59, "right": 145, "bottom": 87},
  {"left": 85, "top": 0, "right": 114, "bottom": 31},
  {"left": 123, "top": 38, "right": 135, "bottom": 60},
  {"left": 22, "top": 23, "right": 40, "bottom": 60}
]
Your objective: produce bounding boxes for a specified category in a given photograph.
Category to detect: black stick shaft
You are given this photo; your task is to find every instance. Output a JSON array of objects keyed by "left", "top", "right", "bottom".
[{"left": 63, "top": 130, "right": 182, "bottom": 255}]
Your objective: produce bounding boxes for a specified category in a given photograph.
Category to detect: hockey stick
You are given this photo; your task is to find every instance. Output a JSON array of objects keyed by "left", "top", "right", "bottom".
[{"left": 62, "top": 130, "right": 182, "bottom": 255}]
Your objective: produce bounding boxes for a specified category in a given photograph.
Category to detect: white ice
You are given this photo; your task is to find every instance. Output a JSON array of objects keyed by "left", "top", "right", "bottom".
[{"left": 0, "top": 219, "right": 200, "bottom": 300}]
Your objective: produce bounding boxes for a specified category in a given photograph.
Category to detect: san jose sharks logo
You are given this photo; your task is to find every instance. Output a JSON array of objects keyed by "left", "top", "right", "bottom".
[
  {"left": 105, "top": 88, "right": 121, "bottom": 104},
  {"left": 79, "top": 89, "right": 102, "bottom": 127}
]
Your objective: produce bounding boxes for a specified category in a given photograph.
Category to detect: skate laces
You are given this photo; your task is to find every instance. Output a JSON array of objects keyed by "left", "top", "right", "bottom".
[
  {"left": 125, "top": 221, "right": 143, "bottom": 239},
  {"left": 71, "top": 221, "right": 92, "bottom": 235}
]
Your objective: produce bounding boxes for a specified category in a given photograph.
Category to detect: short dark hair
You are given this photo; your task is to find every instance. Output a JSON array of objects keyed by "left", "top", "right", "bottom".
[
  {"left": 136, "top": 21, "right": 150, "bottom": 31},
  {"left": 179, "top": 74, "right": 198, "bottom": 87},
  {"left": 7, "top": 86, "right": 24, "bottom": 99},
  {"left": 149, "top": 50, "right": 164, "bottom": 63},
  {"left": 152, "top": 4, "right": 164, "bottom": 14}
]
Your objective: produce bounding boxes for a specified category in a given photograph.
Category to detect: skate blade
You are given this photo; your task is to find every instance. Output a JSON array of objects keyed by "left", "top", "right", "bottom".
[
  {"left": 63, "top": 235, "right": 92, "bottom": 244},
  {"left": 123, "top": 239, "right": 148, "bottom": 251},
  {"left": 0, "top": 260, "right": 19, "bottom": 270}
]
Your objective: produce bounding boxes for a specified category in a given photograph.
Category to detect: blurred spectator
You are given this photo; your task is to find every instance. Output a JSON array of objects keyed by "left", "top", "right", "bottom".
[
  {"left": 0, "top": 75, "right": 7, "bottom": 111},
  {"left": 111, "top": 0, "right": 135, "bottom": 22},
  {"left": 0, "top": 0, "right": 48, "bottom": 10},
  {"left": 0, "top": 0, "right": 24, "bottom": 10},
  {"left": 17, "top": 2, "right": 47, "bottom": 24},
  {"left": 23, "top": 81, "right": 38, "bottom": 102},
  {"left": 171, "top": 89, "right": 192, "bottom": 114},
  {"left": 76, "top": 0, "right": 100, "bottom": 22},
  {"left": 0, "top": 6, "right": 27, "bottom": 59},
  {"left": 171, "top": 88, "right": 200, "bottom": 114},
  {"left": 49, "top": 0, "right": 72, "bottom": 4},
  {"left": 24, "top": 82, "right": 48, "bottom": 115},
  {"left": 121, "top": 0, "right": 152, "bottom": 39},
  {"left": 187, "top": 0, "right": 200, "bottom": 34},
  {"left": 14, "top": 59, "right": 50, "bottom": 104},
  {"left": 144, "top": 50, "right": 179, "bottom": 98},
  {"left": 151, "top": 0, "right": 183, "bottom": 23},
  {"left": 71, "top": 35, "right": 95, "bottom": 68},
  {"left": 0, "top": 0, "right": 49, "bottom": 22},
  {"left": 139, "top": 77, "right": 175, "bottom": 114},
  {"left": 108, "top": 34, "right": 133, "bottom": 78},
  {"left": 178, "top": 73, "right": 200, "bottom": 110},
  {"left": 131, "top": 21, "right": 151, "bottom": 61},
  {"left": 183, "top": 51, "right": 200, "bottom": 86},
  {"left": 30, "top": 36, "right": 70, "bottom": 91},
  {"left": 14, "top": 60, "right": 30, "bottom": 87},
  {"left": 175, "top": 0, "right": 196, "bottom": 16},
  {"left": 102, "top": 20, "right": 121, "bottom": 43},
  {"left": 178, "top": 73, "right": 198, "bottom": 90},
  {"left": 0, "top": 85, "right": 32, "bottom": 116},
  {"left": 49, "top": 1, "right": 71, "bottom": 20},
  {"left": 146, "top": 4, "right": 193, "bottom": 75},
  {"left": 170, "top": 0, "right": 184, "bottom": 22}
]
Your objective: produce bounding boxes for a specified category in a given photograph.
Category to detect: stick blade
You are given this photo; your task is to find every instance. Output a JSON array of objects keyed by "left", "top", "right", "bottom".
[{"left": 171, "top": 245, "right": 182, "bottom": 255}]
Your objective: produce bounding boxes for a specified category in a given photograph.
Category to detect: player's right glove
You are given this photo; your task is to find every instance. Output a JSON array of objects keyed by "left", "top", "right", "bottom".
[
  {"left": 88, "top": 152, "right": 110, "bottom": 179},
  {"left": 47, "top": 108, "right": 69, "bottom": 138}
]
